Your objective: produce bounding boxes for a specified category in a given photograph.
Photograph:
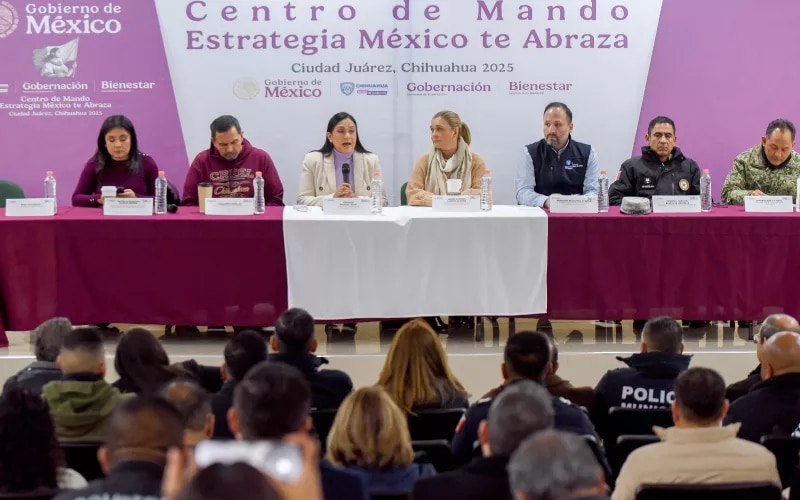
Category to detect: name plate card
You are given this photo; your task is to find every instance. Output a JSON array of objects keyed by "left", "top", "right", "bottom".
[
  {"left": 651, "top": 196, "right": 701, "bottom": 213},
  {"left": 548, "top": 196, "right": 598, "bottom": 214},
  {"left": 4, "top": 198, "right": 55, "bottom": 217},
  {"left": 205, "top": 198, "right": 255, "bottom": 215},
  {"left": 322, "top": 197, "right": 372, "bottom": 215},
  {"left": 431, "top": 195, "right": 480, "bottom": 212},
  {"left": 744, "top": 196, "right": 794, "bottom": 213},
  {"left": 103, "top": 198, "right": 154, "bottom": 216}
]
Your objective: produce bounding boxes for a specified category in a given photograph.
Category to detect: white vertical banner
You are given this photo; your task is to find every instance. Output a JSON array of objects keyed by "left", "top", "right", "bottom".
[{"left": 155, "top": 0, "right": 663, "bottom": 204}]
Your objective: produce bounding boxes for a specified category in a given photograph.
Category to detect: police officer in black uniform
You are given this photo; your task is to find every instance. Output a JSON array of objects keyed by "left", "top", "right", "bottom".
[
  {"left": 591, "top": 316, "right": 691, "bottom": 439},
  {"left": 608, "top": 116, "right": 701, "bottom": 205},
  {"left": 452, "top": 331, "right": 598, "bottom": 466}
]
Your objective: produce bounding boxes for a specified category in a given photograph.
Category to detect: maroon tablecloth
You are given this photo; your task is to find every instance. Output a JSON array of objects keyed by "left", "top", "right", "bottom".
[
  {"left": 0, "top": 207, "right": 287, "bottom": 345},
  {"left": 547, "top": 206, "right": 800, "bottom": 320}
]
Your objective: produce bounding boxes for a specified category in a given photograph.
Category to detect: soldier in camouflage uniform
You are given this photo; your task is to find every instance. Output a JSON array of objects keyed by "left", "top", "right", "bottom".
[{"left": 721, "top": 119, "right": 800, "bottom": 205}]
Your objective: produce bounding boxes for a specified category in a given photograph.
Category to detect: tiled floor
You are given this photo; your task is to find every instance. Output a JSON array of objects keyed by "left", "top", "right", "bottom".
[{"left": 1, "top": 319, "right": 759, "bottom": 398}]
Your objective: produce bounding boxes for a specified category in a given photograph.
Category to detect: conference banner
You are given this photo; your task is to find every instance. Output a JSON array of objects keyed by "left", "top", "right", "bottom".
[{"left": 1, "top": 0, "right": 798, "bottom": 205}]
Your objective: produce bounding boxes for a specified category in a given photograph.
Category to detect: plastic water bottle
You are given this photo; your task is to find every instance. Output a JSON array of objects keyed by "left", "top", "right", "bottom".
[
  {"left": 44, "top": 171, "right": 57, "bottom": 214},
  {"left": 154, "top": 170, "right": 168, "bottom": 215},
  {"left": 480, "top": 169, "right": 493, "bottom": 211},
  {"left": 253, "top": 171, "right": 265, "bottom": 214},
  {"left": 700, "top": 169, "right": 712, "bottom": 212},
  {"left": 597, "top": 169, "right": 609, "bottom": 213},
  {"left": 371, "top": 172, "right": 383, "bottom": 215},
  {"left": 796, "top": 176, "right": 800, "bottom": 211}
]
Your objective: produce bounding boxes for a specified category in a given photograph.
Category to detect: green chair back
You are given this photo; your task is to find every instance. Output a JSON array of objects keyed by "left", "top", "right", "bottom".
[
  {"left": 0, "top": 180, "right": 25, "bottom": 208},
  {"left": 400, "top": 182, "right": 408, "bottom": 206}
]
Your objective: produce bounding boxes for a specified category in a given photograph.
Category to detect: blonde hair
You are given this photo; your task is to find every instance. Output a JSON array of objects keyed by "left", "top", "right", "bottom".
[
  {"left": 376, "top": 318, "right": 468, "bottom": 414},
  {"left": 432, "top": 110, "right": 471, "bottom": 145},
  {"left": 326, "top": 386, "right": 414, "bottom": 470}
]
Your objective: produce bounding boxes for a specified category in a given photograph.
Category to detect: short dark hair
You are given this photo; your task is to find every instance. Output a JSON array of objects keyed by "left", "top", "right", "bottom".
[
  {"left": 674, "top": 367, "right": 726, "bottom": 423},
  {"left": 32, "top": 317, "right": 72, "bottom": 362},
  {"left": 224, "top": 330, "right": 268, "bottom": 381},
  {"left": 543, "top": 102, "right": 573, "bottom": 123},
  {"left": 503, "top": 331, "right": 551, "bottom": 382},
  {"left": 488, "top": 380, "right": 554, "bottom": 456},
  {"left": 642, "top": 316, "right": 683, "bottom": 354},
  {"left": 274, "top": 308, "right": 315, "bottom": 354},
  {"left": 106, "top": 396, "right": 184, "bottom": 461},
  {"left": 233, "top": 361, "right": 311, "bottom": 440},
  {"left": 210, "top": 115, "right": 241, "bottom": 138},
  {"left": 176, "top": 463, "right": 281, "bottom": 500},
  {"left": 766, "top": 119, "right": 796, "bottom": 141},
  {"left": 159, "top": 380, "right": 211, "bottom": 432},
  {"left": 62, "top": 327, "right": 104, "bottom": 354},
  {"left": 647, "top": 116, "right": 676, "bottom": 135}
]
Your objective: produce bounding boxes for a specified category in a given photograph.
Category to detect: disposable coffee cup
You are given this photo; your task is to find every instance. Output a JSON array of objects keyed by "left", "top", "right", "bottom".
[
  {"left": 198, "top": 183, "right": 213, "bottom": 213},
  {"left": 446, "top": 179, "right": 462, "bottom": 194}
]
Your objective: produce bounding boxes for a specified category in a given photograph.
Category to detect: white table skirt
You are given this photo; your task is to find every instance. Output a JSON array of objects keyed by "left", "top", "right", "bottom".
[{"left": 283, "top": 205, "right": 548, "bottom": 320}]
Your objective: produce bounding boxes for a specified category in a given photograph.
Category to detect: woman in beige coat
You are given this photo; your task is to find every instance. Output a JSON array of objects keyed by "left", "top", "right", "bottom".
[
  {"left": 406, "top": 110, "right": 487, "bottom": 207},
  {"left": 297, "top": 112, "right": 389, "bottom": 207}
]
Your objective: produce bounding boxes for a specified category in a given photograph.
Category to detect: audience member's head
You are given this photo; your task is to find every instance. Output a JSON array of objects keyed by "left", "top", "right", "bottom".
[
  {"left": 31, "top": 317, "right": 72, "bottom": 363},
  {"left": 757, "top": 314, "right": 800, "bottom": 360},
  {"left": 57, "top": 327, "right": 106, "bottom": 376},
  {"left": 478, "top": 380, "right": 554, "bottom": 457},
  {"left": 223, "top": 330, "right": 268, "bottom": 382},
  {"left": 761, "top": 331, "right": 800, "bottom": 380},
  {"left": 326, "top": 386, "right": 414, "bottom": 470},
  {"left": 175, "top": 463, "right": 281, "bottom": 500},
  {"left": 272, "top": 307, "right": 317, "bottom": 355},
  {"left": 229, "top": 361, "right": 312, "bottom": 440},
  {"left": 641, "top": 316, "right": 683, "bottom": 354},
  {"left": 508, "top": 430, "right": 605, "bottom": 500},
  {"left": 544, "top": 332, "right": 560, "bottom": 375},
  {"left": 377, "top": 318, "right": 467, "bottom": 413},
  {"left": 159, "top": 380, "right": 215, "bottom": 446},
  {"left": 672, "top": 367, "right": 728, "bottom": 427},
  {"left": 502, "top": 331, "right": 552, "bottom": 384},
  {"left": 114, "top": 327, "right": 185, "bottom": 394},
  {"left": 0, "top": 387, "right": 64, "bottom": 493},
  {"left": 99, "top": 395, "right": 184, "bottom": 473}
]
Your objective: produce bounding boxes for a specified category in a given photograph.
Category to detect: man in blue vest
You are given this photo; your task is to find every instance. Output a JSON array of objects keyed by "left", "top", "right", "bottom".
[{"left": 516, "top": 102, "right": 601, "bottom": 209}]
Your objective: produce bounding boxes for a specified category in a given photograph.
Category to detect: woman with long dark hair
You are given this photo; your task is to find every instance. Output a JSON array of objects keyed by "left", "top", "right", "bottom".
[
  {"left": 297, "top": 111, "right": 388, "bottom": 206},
  {"left": 113, "top": 328, "right": 189, "bottom": 395},
  {"left": 72, "top": 114, "right": 160, "bottom": 207},
  {"left": 0, "top": 386, "right": 86, "bottom": 493}
]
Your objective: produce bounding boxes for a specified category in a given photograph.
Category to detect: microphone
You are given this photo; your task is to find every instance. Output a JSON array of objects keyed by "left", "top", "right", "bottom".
[
  {"left": 342, "top": 163, "right": 350, "bottom": 186},
  {"left": 167, "top": 204, "right": 178, "bottom": 214}
]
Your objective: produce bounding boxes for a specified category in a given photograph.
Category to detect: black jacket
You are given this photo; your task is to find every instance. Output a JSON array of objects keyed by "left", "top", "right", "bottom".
[
  {"left": 724, "top": 372, "right": 800, "bottom": 442},
  {"left": 268, "top": 353, "right": 353, "bottom": 410},
  {"left": 211, "top": 380, "right": 237, "bottom": 439},
  {"left": 591, "top": 352, "right": 691, "bottom": 437},
  {"left": 725, "top": 365, "right": 762, "bottom": 403},
  {"left": 54, "top": 460, "right": 163, "bottom": 500},
  {"left": 3, "top": 360, "right": 61, "bottom": 393},
  {"left": 608, "top": 146, "right": 701, "bottom": 205},
  {"left": 451, "top": 379, "right": 599, "bottom": 465},
  {"left": 320, "top": 461, "right": 369, "bottom": 500},
  {"left": 413, "top": 455, "right": 512, "bottom": 500}
]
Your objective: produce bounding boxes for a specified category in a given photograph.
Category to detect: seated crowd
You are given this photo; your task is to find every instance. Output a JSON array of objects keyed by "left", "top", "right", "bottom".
[{"left": 1, "top": 312, "right": 798, "bottom": 500}]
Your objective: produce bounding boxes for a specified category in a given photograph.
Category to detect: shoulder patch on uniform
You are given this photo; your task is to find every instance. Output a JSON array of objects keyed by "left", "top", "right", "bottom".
[{"left": 679, "top": 178, "right": 689, "bottom": 192}]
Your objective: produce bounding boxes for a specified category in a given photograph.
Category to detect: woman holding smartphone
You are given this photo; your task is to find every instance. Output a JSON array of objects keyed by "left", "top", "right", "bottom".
[{"left": 72, "top": 114, "right": 160, "bottom": 207}]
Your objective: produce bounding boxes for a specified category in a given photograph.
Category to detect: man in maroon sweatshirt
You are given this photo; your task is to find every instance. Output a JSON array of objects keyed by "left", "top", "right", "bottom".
[{"left": 182, "top": 115, "right": 284, "bottom": 206}]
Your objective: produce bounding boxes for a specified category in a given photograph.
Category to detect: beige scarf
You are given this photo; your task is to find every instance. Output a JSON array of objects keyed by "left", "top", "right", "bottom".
[{"left": 424, "top": 137, "right": 473, "bottom": 195}]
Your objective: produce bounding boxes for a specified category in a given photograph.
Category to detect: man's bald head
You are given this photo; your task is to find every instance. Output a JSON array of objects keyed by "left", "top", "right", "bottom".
[
  {"left": 759, "top": 314, "right": 800, "bottom": 341},
  {"left": 761, "top": 331, "right": 800, "bottom": 379},
  {"left": 102, "top": 396, "right": 184, "bottom": 469},
  {"left": 159, "top": 380, "right": 214, "bottom": 446}
]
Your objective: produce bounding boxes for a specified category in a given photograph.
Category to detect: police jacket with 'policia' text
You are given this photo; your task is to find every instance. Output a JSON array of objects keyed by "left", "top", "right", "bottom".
[
  {"left": 608, "top": 146, "right": 701, "bottom": 205},
  {"left": 590, "top": 352, "right": 691, "bottom": 437}
]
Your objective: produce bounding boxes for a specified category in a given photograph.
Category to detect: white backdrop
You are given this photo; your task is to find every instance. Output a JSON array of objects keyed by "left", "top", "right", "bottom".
[{"left": 155, "top": 0, "right": 663, "bottom": 205}]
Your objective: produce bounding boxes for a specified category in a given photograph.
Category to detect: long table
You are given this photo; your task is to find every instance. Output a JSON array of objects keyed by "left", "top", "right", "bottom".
[
  {"left": 0, "top": 207, "right": 288, "bottom": 346},
  {"left": 2, "top": 205, "right": 799, "bottom": 347}
]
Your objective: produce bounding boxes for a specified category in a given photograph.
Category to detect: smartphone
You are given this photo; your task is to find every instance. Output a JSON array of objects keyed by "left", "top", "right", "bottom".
[
  {"left": 194, "top": 440, "right": 303, "bottom": 484},
  {"left": 116, "top": 187, "right": 126, "bottom": 194}
]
